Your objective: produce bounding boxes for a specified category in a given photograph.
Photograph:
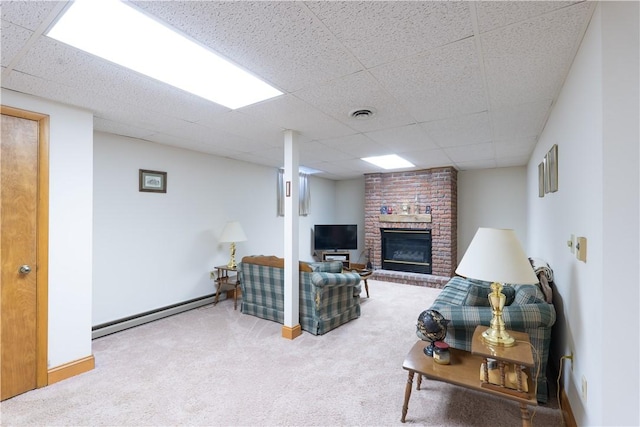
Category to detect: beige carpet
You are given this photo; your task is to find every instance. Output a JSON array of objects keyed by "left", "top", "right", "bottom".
[{"left": 1, "top": 280, "right": 563, "bottom": 426}]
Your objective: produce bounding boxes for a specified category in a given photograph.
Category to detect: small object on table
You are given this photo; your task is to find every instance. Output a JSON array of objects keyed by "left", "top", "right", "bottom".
[
  {"left": 415, "top": 309, "right": 449, "bottom": 357},
  {"left": 433, "top": 341, "right": 450, "bottom": 365}
]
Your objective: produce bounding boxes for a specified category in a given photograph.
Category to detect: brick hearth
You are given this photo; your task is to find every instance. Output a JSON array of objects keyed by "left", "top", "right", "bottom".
[{"left": 364, "top": 167, "right": 457, "bottom": 288}]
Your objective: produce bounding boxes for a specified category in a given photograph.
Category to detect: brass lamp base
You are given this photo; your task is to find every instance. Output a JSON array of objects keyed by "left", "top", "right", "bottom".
[
  {"left": 226, "top": 242, "right": 237, "bottom": 269},
  {"left": 482, "top": 327, "right": 515, "bottom": 347},
  {"left": 482, "top": 282, "right": 516, "bottom": 347}
]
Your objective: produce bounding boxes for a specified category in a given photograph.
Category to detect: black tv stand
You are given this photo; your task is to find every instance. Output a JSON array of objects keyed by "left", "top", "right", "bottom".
[{"left": 321, "top": 251, "right": 350, "bottom": 269}]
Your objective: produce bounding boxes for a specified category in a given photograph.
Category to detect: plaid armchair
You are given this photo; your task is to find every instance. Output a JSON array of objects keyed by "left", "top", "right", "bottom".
[
  {"left": 239, "top": 256, "right": 362, "bottom": 335},
  {"left": 429, "top": 276, "right": 556, "bottom": 403}
]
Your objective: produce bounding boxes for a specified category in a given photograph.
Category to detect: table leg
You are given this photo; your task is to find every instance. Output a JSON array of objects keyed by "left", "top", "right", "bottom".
[
  {"left": 401, "top": 370, "right": 415, "bottom": 423},
  {"left": 364, "top": 279, "right": 369, "bottom": 298},
  {"left": 416, "top": 374, "right": 422, "bottom": 390},
  {"left": 519, "top": 403, "right": 532, "bottom": 427}
]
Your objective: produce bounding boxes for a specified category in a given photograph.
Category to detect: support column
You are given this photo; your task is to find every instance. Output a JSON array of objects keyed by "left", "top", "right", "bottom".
[{"left": 282, "top": 130, "right": 301, "bottom": 340}]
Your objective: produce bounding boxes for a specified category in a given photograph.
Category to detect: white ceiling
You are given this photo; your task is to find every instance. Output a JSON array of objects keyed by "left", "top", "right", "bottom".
[{"left": 1, "top": 1, "right": 595, "bottom": 180}]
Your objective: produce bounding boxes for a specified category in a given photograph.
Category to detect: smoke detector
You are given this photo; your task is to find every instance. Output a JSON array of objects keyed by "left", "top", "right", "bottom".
[{"left": 349, "top": 108, "right": 376, "bottom": 120}]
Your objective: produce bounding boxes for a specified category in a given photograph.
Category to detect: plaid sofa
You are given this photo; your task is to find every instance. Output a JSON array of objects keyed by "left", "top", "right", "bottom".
[
  {"left": 239, "top": 256, "right": 362, "bottom": 335},
  {"left": 429, "top": 276, "right": 556, "bottom": 403}
]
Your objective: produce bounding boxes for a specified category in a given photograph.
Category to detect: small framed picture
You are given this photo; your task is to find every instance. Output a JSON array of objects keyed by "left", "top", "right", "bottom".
[
  {"left": 547, "top": 144, "right": 558, "bottom": 193},
  {"left": 139, "top": 169, "right": 167, "bottom": 193},
  {"left": 538, "top": 162, "right": 545, "bottom": 198}
]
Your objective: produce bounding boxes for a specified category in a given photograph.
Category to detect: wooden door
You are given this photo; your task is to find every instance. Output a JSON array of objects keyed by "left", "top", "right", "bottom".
[{"left": 1, "top": 107, "right": 49, "bottom": 400}]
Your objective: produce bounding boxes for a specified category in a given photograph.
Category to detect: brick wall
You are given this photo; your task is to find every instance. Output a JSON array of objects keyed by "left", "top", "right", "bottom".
[{"left": 364, "top": 167, "right": 457, "bottom": 278}]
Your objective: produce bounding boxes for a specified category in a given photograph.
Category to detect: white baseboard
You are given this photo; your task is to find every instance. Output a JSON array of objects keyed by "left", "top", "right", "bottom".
[{"left": 92, "top": 294, "right": 219, "bottom": 339}]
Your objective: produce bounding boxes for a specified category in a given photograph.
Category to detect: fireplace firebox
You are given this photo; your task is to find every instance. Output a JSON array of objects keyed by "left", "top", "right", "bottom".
[{"left": 381, "top": 228, "right": 432, "bottom": 274}]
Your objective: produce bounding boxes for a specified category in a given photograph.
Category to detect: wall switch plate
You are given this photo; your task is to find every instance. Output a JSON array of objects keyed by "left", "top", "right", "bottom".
[
  {"left": 581, "top": 375, "right": 588, "bottom": 401},
  {"left": 568, "top": 234, "right": 575, "bottom": 253},
  {"left": 576, "top": 237, "right": 587, "bottom": 262}
]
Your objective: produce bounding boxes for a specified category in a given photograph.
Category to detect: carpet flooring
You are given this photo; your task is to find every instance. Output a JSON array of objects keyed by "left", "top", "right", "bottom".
[{"left": 0, "top": 280, "right": 563, "bottom": 426}]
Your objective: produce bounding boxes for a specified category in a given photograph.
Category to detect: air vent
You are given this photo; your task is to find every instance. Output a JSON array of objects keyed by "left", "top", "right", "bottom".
[{"left": 349, "top": 108, "right": 375, "bottom": 120}]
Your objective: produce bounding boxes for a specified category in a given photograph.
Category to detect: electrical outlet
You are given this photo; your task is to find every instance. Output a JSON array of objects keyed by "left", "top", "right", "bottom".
[
  {"left": 567, "top": 351, "right": 574, "bottom": 371},
  {"left": 581, "top": 375, "right": 588, "bottom": 401}
]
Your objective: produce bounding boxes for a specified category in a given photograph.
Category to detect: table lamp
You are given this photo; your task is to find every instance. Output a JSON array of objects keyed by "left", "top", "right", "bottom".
[
  {"left": 456, "top": 228, "right": 538, "bottom": 347},
  {"left": 219, "top": 221, "right": 247, "bottom": 269}
]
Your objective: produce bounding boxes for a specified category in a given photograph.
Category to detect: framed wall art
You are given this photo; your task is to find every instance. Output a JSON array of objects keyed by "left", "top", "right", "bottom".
[
  {"left": 139, "top": 169, "right": 167, "bottom": 193},
  {"left": 538, "top": 162, "right": 545, "bottom": 198},
  {"left": 547, "top": 144, "right": 558, "bottom": 193}
]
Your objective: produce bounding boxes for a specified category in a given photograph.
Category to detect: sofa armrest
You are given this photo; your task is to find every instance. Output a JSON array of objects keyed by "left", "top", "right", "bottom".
[
  {"left": 431, "top": 302, "right": 556, "bottom": 331},
  {"left": 310, "top": 272, "right": 361, "bottom": 289}
]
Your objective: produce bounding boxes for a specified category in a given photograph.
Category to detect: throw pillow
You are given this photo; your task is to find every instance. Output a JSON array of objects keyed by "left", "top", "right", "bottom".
[{"left": 464, "top": 283, "right": 516, "bottom": 306}]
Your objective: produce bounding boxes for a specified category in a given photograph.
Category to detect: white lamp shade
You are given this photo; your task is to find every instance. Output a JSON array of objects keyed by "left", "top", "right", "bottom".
[
  {"left": 456, "top": 228, "right": 537, "bottom": 285},
  {"left": 219, "top": 221, "right": 247, "bottom": 243}
]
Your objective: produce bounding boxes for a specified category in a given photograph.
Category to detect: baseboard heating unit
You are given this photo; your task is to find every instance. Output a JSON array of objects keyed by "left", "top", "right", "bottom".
[{"left": 92, "top": 293, "right": 217, "bottom": 339}]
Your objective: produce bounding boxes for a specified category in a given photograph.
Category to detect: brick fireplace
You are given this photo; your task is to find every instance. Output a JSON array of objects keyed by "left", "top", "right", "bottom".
[{"left": 364, "top": 167, "right": 457, "bottom": 288}]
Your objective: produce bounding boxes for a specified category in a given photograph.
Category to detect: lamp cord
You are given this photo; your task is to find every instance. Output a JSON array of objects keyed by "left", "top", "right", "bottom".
[{"left": 557, "top": 356, "right": 572, "bottom": 427}]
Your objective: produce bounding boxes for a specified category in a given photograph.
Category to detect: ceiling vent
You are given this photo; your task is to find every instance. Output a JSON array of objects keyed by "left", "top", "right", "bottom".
[{"left": 349, "top": 108, "right": 375, "bottom": 120}]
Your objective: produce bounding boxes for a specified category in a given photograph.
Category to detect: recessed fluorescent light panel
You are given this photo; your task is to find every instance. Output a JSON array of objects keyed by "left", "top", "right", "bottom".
[
  {"left": 46, "top": 0, "right": 282, "bottom": 109},
  {"left": 361, "top": 154, "right": 415, "bottom": 170}
]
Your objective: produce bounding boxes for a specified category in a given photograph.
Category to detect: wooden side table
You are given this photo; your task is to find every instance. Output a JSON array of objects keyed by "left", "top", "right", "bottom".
[
  {"left": 401, "top": 326, "right": 536, "bottom": 426},
  {"left": 350, "top": 263, "right": 372, "bottom": 298},
  {"left": 213, "top": 265, "right": 240, "bottom": 310}
]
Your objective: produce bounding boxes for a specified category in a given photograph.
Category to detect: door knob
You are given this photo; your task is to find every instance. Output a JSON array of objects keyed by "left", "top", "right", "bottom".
[{"left": 19, "top": 265, "right": 32, "bottom": 274}]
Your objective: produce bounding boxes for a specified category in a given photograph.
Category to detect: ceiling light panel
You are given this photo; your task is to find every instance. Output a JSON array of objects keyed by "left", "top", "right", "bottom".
[
  {"left": 361, "top": 154, "right": 415, "bottom": 170},
  {"left": 46, "top": 0, "right": 282, "bottom": 109}
]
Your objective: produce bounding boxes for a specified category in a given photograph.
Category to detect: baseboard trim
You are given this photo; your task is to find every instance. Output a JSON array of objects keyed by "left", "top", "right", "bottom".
[
  {"left": 92, "top": 294, "right": 217, "bottom": 339},
  {"left": 48, "top": 355, "right": 95, "bottom": 385},
  {"left": 560, "top": 388, "right": 577, "bottom": 427},
  {"left": 282, "top": 324, "right": 302, "bottom": 340}
]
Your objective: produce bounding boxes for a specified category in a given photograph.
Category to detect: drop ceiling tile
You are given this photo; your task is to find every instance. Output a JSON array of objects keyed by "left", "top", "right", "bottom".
[
  {"left": 241, "top": 94, "right": 355, "bottom": 141},
  {"left": 370, "top": 38, "right": 486, "bottom": 123},
  {"left": 402, "top": 149, "right": 453, "bottom": 170},
  {"left": 482, "top": 2, "right": 594, "bottom": 108},
  {"left": 475, "top": 1, "right": 580, "bottom": 33},
  {"left": 320, "top": 133, "right": 390, "bottom": 158},
  {"left": 1, "top": 1, "right": 64, "bottom": 30},
  {"left": 294, "top": 71, "right": 415, "bottom": 133},
  {"left": 444, "top": 142, "right": 495, "bottom": 163},
  {"left": 491, "top": 100, "right": 551, "bottom": 140},
  {"left": 420, "top": 111, "right": 491, "bottom": 148},
  {"left": 496, "top": 155, "right": 531, "bottom": 168},
  {"left": 298, "top": 141, "right": 355, "bottom": 163},
  {"left": 196, "top": 111, "right": 284, "bottom": 148},
  {"left": 131, "top": 1, "right": 362, "bottom": 92},
  {"left": 94, "top": 118, "right": 156, "bottom": 141},
  {"left": 306, "top": 1, "right": 473, "bottom": 68},
  {"left": 494, "top": 137, "right": 537, "bottom": 159},
  {"left": 1, "top": 20, "right": 32, "bottom": 67},
  {"left": 454, "top": 158, "right": 498, "bottom": 170},
  {"left": 365, "top": 123, "right": 438, "bottom": 153}
]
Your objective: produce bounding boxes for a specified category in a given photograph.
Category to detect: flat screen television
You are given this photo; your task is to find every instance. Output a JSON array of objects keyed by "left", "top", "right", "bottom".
[{"left": 314, "top": 224, "right": 357, "bottom": 251}]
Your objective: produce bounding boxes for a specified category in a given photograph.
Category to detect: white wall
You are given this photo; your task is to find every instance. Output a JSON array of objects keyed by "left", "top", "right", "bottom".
[
  {"left": 335, "top": 177, "right": 366, "bottom": 264},
  {"left": 2, "top": 89, "right": 94, "bottom": 368},
  {"left": 527, "top": 3, "right": 639, "bottom": 425},
  {"left": 457, "top": 167, "right": 527, "bottom": 259},
  {"left": 93, "top": 133, "right": 340, "bottom": 325}
]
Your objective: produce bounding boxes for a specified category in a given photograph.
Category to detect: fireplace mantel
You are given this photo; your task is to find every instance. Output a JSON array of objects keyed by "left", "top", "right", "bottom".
[{"left": 379, "top": 214, "right": 432, "bottom": 223}]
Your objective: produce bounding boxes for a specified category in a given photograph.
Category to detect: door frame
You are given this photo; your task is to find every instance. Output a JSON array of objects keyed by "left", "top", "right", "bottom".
[{"left": 1, "top": 105, "right": 49, "bottom": 389}]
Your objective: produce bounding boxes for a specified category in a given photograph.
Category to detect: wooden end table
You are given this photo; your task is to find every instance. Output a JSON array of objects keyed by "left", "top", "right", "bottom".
[
  {"left": 350, "top": 263, "right": 372, "bottom": 298},
  {"left": 401, "top": 326, "right": 537, "bottom": 426},
  {"left": 213, "top": 265, "right": 240, "bottom": 310}
]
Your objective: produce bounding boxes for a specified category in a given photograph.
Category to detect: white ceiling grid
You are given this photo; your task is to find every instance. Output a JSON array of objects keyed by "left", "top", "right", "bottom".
[{"left": 1, "top": 1, "right": 596, "bottom": 179}]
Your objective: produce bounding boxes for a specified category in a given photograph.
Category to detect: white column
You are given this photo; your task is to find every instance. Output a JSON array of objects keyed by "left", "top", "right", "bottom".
[{"left": 282, "top": 130, "right": 300, "bottom": 338}]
